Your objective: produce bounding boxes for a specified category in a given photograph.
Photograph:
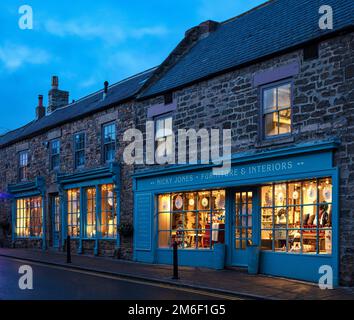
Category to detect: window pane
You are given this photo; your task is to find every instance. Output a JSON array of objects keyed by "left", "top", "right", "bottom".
[
  {"left": 264, "top": 112, "right": 278, "bottom": 136},
  {"left": 303, "top": 180, "right": 317, "bottom": 204},
  {"left": 158, "top": 190, "right": 225, "bottom": 250},
  {"left": 274, "top": 228, "right": 287, "bottom": 252},
  {"left": 158, "top": 231, "right": 171, "bottom": 248},
  {"left": 319, "top": 178, "right": 332, "bottom": 204},
  {"left": 288, "top": 206, "right": 301, "bottom": 228},
  {"left": 277, "top": 84, "right": 291, "bottom": 109},
  {"left": 158, "top": 194, "right": 171, "bottom": 212},
  {"left": 263, "top": 88, "right": 276, "bottom": 112},
  {"left": 278, "top": 109, "right": 291, "bottom": 134},
  {"left": 198, "top": 191, "right": 210, "bottom": 210},
  {"left": 274, "top": 183, "right": 287, "bottom": 207},
  {"left": 101, "top": 184, "right": 116, "bottom": 238},
  {"left": 261, "top": 208, "right": 273, "bottom": 229},
  {"left": 288, "top": 229, "right": 301, "bottom": 253},
  {"left": 287, "top": 182, "right": 302, "bottom": 206},
  {"left": 261, "top": 230, "right": 273, "bottom": 250},
  {"left": 320, "top": 228, "right": 332, "bottom": 254},
  {"left": 261, "top": 185, "right": 273, "bottom": 207}
]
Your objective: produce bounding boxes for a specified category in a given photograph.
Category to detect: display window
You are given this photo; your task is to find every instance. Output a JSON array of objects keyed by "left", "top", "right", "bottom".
[
  {"left": 261, "top": 178, "right": 333, "bottom": 255},
  {"left": 16, "top": 197, "right": 42, "bottom": 238},
  {"left": 66, "top": 184, "right": 117, "bottom": 239},
  {"left": 158, "top": 190, "right": 226, "bottom": 249}
]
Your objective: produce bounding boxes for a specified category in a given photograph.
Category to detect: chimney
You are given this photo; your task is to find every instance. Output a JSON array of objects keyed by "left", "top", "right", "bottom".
[
  {"left": 48, "top": 76, "right": 69, "bottom": 113},
  {"left": 103, "top": 81, "right": 109, "bottom": 100},
  {"left": 35, "top": 95, "right": 45, "bottom": 120},
  {"left": 185, "top": 20, "right": 219, "bottom": 39}
]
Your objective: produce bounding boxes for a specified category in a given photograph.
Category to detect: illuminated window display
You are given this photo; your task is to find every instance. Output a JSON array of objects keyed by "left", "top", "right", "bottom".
[
  {"left": 101, "top": 184, "right": 117, "bottom": 238},
  {"left": 67, "top": 185, "right": 117, "bottom": 239},
  {"left": 261, "top": 178, "right": 332, "bottom": 254},
  {"left": 16, "top": 197, "right": 42, "bottom": 238},
  {"left": 67, "top": 189, "right": 80, "bottom": 237},
  {"left": 85, "top": 187, "right": 96, "bottom": 238},
  {"left": 158, "top": 190, "right": 225, "bottom": 249}
]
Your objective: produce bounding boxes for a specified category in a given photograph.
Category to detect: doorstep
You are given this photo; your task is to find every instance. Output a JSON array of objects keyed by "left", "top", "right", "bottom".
[{"left": 0, "top": 248, "right": 353, "bottom": 300}]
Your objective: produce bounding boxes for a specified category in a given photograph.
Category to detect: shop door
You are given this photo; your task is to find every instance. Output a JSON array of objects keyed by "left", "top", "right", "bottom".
[
  {"left": 51, "top": 195, "right": 60, "bottom": 248},
  {"left": 231, "top": 189, "right": 258, "bottom": 266}
]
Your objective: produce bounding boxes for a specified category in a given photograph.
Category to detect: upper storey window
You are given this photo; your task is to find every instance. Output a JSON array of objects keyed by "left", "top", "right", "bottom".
[
  {"left": 19, "top": 150, "right": 29, "bottom": 182},
  {"left": 262, "top": 81, "right": 292, "bottom": 138},
  {"left": 102, "top": 122, "right": 116, "bottom": 163}
]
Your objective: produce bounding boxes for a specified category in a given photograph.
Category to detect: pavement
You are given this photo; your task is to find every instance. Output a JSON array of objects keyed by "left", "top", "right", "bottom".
[{"left": 0, "top": 248, "right": 353, "bottom": 300}]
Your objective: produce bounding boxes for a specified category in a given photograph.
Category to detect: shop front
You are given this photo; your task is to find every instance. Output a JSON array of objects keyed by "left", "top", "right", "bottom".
[
  {"left": 133, "top": 140, "right": 339, "bottom": 285},
  {"left": 8, "top": 177, "right": 47, "bottom": 250},
  {"left": 57, "top": 163, "right": 121, "bottom": 255}
]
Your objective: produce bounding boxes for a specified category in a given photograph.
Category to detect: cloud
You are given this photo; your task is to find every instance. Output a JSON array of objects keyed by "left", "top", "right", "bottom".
[
  {"left": 0, "top": 43, "right": 50, "bottom": 71},
  {"left": 43, "top": 19, "right": 168, "bottom": 44}
]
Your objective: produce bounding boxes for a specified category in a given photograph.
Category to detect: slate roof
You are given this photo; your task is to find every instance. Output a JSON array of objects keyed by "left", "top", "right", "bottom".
[
  {"left": 141, "top": 0, "right": 354, "bottom": 98},
  {"left": 0, "top": 68, "right": 156, "bottom": 147}
]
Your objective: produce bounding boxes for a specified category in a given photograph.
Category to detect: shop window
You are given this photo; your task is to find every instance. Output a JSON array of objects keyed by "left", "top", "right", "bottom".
[
  {"left": 16, "top": 197, "right": 42, "bottom": 238},
  {"left": 86, "top": 187, "right": 96, "bottom": 238},
  {"left": 74, "top": 132, "right": 85, "bottom": 169},
  {"left": 262, "top": 82, "right": 292, "bottom": 138},
  {"left": 158, "top": 190, "right": 225, "bottom": 250},
  {"left": 101, "top": 184, "right": 117, "bottom": 238},
  {"left": 102, "top": 123, "right": 116, "bottom": 163},
  {"left": 18, "top": 150, "right": 29, "bottom": 182},
  {"left": 67, "top": 189, "right": 80, "bottom": 238},
  {"left": 261, "top": 178, "right": 332, "bottom": 255},
  {"left": 50, "top": 140, "right": 60, "bottom": 170},
  {"left": 155, "top": 115, "right": 173, "bottom": 160}
]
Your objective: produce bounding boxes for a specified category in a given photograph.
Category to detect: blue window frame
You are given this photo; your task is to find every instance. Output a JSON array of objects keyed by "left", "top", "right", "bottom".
[
  {"left": 16, "top": 197, "right": 42, "bottom": 238},
  {"left": 262, "top": 81, "right": 292, "bottom": 139},
  {"left": 155, "top": 115, "right": 173, "bottom": 159},
  {"left": 18, "top": 150, "right": 29, "bottom": 182},
  {"left": 67, "top": 189, "right": 80, "bottom": 238},
  {"left": 66, "top": 184, "right": 117, "bottom": 240},
  {"left": 261, "top": 177, "right": 333, "bottom": 255},
  {"left": 85, "top": 187, "right": 96, "bottom": 238},
  {"left": 102, "top": 123, "right": 116, "bottom": 163},
  {"left": 50, "top": 140, "right": 60, "bottom": 170},
  {"left": 74, "top": 132, "right": 85, "bottom": 169},
  {"left": 101, "top": 184, "right": 117, "bottom": 238},
  {"left": 157, "top": 190, "right": 226, "bottom": 250}
]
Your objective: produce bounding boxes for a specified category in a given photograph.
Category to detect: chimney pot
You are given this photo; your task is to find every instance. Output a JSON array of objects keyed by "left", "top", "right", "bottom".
[
  {"left": 103, "top": 81, "right": 109, "bottom": 99},
  {"left": 48, "top": 76, "right": 69, "bottom": 113},
  {"left": 36, "top": 94, "right": 46, "bottom": 120},
  {"left": 51, "top": 75, "right": 59, "bottom": 89},
  {"left": 38, "top": 95, "right": 43, "bottom": 107}
]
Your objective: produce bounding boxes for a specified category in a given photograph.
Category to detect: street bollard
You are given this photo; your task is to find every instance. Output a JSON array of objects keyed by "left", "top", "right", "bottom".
[
  {"left": 66, "top": 235, "right": 72, "bottom": 264},
  {"left": 172, "top": 241, "right": 179, "bottom": 280}
]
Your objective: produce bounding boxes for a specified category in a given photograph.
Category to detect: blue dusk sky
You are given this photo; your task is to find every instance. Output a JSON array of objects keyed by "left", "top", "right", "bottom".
[{"left": 0, "top": 0, "right": 265, "bottom": 133}]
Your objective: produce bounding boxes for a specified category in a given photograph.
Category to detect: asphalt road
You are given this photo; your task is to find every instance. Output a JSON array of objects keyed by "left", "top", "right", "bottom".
[{"left": 0, "top": 256, "right": 237, "bottom": 300}]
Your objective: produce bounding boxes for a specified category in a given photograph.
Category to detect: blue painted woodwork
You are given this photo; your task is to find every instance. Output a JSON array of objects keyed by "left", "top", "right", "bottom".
[
  {"left": 8, "top": 177, "right": 47, "bottom": 250},
  {"left": 57, "top": 163, "right": 121, "bottom": 249},
  {"left": 133, "top": 141, "right": 339, "bottom": 285}
]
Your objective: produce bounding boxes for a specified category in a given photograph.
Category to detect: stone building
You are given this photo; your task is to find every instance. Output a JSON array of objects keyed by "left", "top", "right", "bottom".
[{"left": 0, "top": 0, "right": 353, "bottom": 285}]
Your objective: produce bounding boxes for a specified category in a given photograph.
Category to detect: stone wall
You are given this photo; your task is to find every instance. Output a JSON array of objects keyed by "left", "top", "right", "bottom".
[
  {"left": 0, "top": 30, "right": 353, "bottom": 284},
  {"left": 0, "top": 101, "right": 135, "bottom": 259},
  {"left": 135, "top": 32, "right": 354, "bottom": 285}
]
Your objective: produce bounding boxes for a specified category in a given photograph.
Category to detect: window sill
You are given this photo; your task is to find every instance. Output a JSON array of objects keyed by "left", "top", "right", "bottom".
[{"left": 255, "top": 135, "right": 295, "bottom": 148}]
